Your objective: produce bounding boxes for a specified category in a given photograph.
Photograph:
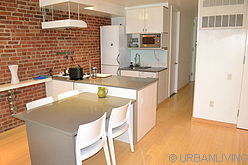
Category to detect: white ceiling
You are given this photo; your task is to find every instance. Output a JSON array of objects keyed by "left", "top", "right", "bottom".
[
  {"left": 102, "top": 0, "right": 168, "bottom": 7},
  {"left": 102, "top": 0, "right": 198, "bottom": 15}
]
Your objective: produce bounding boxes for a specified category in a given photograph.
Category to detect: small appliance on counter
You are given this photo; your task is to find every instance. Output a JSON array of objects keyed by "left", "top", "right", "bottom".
[
  {"left": 69, "top": 66, "right": 83, "bottom": 80},
  {"left": 129, "top": 62, "right": 134, "bottom": 69},
  {"left": 97, "top": 87, "right": 108, "bottom": 98},
  {"left": 91, "top": 66, "right": 97, "bottom": 79}
]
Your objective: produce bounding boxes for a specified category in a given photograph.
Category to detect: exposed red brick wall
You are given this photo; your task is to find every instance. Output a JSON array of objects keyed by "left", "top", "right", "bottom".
[
  {"left": 0, "top": 84, "right": 46, "bottom": 131},
  {"left": 0, "top": 0, "right": 111, "bottom": 132}
]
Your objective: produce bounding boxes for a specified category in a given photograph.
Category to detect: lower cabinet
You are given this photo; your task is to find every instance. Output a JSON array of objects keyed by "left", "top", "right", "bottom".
[
  {"left": 136, "top": 82, "right": 157, "bottom": 141},
  {"left": 121, "top": 69, "right": 169, "bottom": 104},
  {"left": 45, "top": 80, "right": 74, "bottom": 101}
]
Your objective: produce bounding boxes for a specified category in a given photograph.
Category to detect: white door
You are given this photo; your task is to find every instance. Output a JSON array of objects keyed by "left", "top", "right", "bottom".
[
  {"left": 145, "top": 6, "right": 164, "bottom": 33},
  {"left": 237, "top": 56, "right": 248, "bottom": 129},
  {"left": 101, "top": 26, "right": 119, "bottom": 65},
  {"left": 101, "top": 65, "right": 119, "bottom": 76},
  {"left": 126, "top": 8, "right": 145, "bottom": 34},
  {"left": 169, "top": 7, "right": 180, "bottom": 96},
  {"left": 191, "top": 17, "right": 198, "bottom": 81}
]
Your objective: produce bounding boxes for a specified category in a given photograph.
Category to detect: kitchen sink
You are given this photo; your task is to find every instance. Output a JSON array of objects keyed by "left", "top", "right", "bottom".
[
  {"left": 130, "top": 66, "right": 151, "bottom": 70},
  {"left": 136, "top": 66, "right": 151, "bottom": 69}
]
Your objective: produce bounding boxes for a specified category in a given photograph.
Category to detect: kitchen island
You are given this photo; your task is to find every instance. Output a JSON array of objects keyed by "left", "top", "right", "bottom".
[
  {"left": 13, "top": 93, "right": 134, "bottom": 165},
  {"left": 46, "top": 76, "right": 158, "bottom": 143}
]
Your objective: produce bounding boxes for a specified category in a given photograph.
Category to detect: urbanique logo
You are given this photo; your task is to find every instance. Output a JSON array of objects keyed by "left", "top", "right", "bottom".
[{"left": 168, "top": 153, "right": 248, "bottom": 163}]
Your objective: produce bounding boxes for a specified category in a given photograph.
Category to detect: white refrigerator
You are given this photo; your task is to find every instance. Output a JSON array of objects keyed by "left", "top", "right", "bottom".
[{"left": 100, "top": 25, "right": 128, "bottom": 75}]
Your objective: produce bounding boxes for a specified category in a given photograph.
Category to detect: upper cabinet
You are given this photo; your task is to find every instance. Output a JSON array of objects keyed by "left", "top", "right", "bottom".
[
  {"left": 126, "top": 8, "right": 145, "bottom": 34},
  {"left": 126, "top": 6, "right": 168, "bottom": 34}
]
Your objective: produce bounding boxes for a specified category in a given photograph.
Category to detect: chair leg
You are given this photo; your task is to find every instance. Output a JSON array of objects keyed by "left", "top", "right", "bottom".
[
  {"left": 103, "top": 140, "right": 111, "bottom": 165},
  {"left": 128, "top": 127, "right": 134, "bottom": 152},
  {"left": 108, "top": 136, "right": 117, "bottom": 165}
]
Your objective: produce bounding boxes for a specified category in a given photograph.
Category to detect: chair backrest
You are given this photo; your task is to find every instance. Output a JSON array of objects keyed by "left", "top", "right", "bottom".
[
  {"left": 26, "top": 97, "right": 53, "bottom": 111},
  {"left": 76, "top": 113, "right": 106, "bottom": 149},
  {"left": 109, "top": 101, "right": 131, "bottom": 129},
  {"left": 58, "top": 90, "right": 79, "bottom": 100}
]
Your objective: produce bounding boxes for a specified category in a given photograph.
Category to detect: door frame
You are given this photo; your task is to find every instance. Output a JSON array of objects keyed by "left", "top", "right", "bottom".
[
  {"left": 237, "top": 23, "right": 248, "bottom": 129},
  {"left": 168, "top": 5, "right": 180, "bottom": 96},
  {"left": 191, "top": 17, "right": 198, "bottom": 81}
]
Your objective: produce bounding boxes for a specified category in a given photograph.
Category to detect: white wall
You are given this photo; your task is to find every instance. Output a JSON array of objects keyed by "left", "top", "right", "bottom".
[{"left": 193, "top": 1, "right": 246, "bottom": 124}]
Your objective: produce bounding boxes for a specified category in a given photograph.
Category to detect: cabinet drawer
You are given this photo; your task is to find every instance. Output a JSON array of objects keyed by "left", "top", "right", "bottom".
[
  {"left": 139, "top": 72, "right": 158, "bottom": 78},
  {"left": 121, "top": 70, "right": 140, "bottom": 77}
]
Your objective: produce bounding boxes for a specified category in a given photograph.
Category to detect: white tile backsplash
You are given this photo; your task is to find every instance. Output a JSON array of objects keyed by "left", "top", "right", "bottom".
[{"left": 130, "top": 49, "right": 168, "bottom": 67}]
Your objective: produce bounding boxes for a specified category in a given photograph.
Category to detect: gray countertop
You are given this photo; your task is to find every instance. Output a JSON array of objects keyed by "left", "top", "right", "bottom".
[
  {"left": 119, "top": 67, "right": 167, "bottom": 72},
  {"left": 13, "top": 92, "right": 134, "bottom": 136},
  {"left": 53, "top": 75, "right": 158, "bottom": 90}
]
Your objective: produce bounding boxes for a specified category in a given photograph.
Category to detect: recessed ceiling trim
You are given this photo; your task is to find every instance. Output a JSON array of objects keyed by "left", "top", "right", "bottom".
[
  {"left": 39, "top": 0, "right": 125, "bottom": 16},
  {"left": 125, "top": 3, "right": 169, "bottom": 10}
]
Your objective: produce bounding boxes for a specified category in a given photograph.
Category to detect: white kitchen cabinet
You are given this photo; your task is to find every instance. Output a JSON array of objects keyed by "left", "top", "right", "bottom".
[
  {"left": 139, "top": 72, "right": 158, "bottom": 78},
  {"left": 158, "top": 70, "right": 169, "bottom": 104},
  {"left": 121, "top": 69, "right": 169, "bottom": 104},
  {"left": 137, "top": 82, "right": 157, "bottom": 141},
  {"left": 145, "top": 7, "right": 167, "bottom": 33},
  {"left": 126, "top": 8, "right": 145, "bottom": 34},
  {"left": 45, "top": 80, "right": 74, "bottom": 101},
  {"left": 126, "top": 6, "right": 168, "bottom": 34},
  {"left": 120, "top": 70, "right": 140, "bottom": 77}
]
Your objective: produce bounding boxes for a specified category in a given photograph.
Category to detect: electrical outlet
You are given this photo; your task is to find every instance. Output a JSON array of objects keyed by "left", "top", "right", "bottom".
[
  {"left": 209, "top": 101, "right": 214, "bottom": 107},
  {"left": 227, "top": 74, "right": 232, "bottom": 80}
]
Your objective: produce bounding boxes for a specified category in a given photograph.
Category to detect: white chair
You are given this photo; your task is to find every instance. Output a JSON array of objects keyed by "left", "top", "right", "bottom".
[
  {"left": 57, "top": 90, "right": 79, "bottom": 100},
  {"left": 107, "top": 101, "right": 134, "bottom": 165},
  {"left": 75, "top": 113, "right": 111, "bottom": 165},
  {"left": 26, "top": 97, "right": 53, "bottom": 111}
]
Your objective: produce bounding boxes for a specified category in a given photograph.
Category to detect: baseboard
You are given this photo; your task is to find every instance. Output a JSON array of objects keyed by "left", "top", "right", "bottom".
[{"left": 191, "top": 117, "right": 237, "bottom": 128}]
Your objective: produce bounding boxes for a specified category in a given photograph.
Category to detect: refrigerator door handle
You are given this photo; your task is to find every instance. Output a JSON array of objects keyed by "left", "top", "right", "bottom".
[
  {"left": 116, "top": 67, "right": 121, "bottom": 76},
  {"left": 116, "top": 53, "right": 120, "bottom": 65}
]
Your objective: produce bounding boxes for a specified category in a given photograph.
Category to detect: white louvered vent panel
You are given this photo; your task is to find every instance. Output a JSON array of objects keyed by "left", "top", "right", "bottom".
[
  {"left": 200, "top": 0, "right": 247, "bottom": 29},
  {"left": 201, "top": 14, "right": 244, "bottom": 29},
  {"left": 203, "top": 0, "right": 245, "bottom": 7}
]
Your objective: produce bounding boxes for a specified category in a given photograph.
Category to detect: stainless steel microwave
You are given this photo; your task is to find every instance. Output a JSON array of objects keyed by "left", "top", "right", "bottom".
[{"left": 140, "top": 34, "right": 161, "bottom": 48}]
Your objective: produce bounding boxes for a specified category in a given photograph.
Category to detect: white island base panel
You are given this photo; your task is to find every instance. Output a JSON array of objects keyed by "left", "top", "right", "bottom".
[{"left": 74, "top": 82, "right": 157, "bottom": 143}]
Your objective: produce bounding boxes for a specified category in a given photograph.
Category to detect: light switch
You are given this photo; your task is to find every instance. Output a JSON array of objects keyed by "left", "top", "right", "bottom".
[{"left": 209, "top": 101, "right": 214, "bottom": 107}]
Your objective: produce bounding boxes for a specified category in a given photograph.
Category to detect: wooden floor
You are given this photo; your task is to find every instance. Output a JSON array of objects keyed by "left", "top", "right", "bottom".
[{"left": 1, "top": 83, "right": 248, "bottom": 165}]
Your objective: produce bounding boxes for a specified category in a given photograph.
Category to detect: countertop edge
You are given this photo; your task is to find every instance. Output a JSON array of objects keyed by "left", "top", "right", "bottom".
[
  {"left": 119, "top": 67, "right": 167, "bottom": 72},
  {"left": 52, "top": 76, "right": 158, "bottom": 91},
  {"left": 74, "top": 78, "right": 158, "bottom": 91},
  {"left": 13, "top": 114, "right": 75, "bottom": 136}
]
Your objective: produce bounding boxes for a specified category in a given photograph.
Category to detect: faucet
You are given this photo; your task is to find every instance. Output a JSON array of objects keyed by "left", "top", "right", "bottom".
[{"left": 134, "top": 53, "right": 141, "bottom": 67}]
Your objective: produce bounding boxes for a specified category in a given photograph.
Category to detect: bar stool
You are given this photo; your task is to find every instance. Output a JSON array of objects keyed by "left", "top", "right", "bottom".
[
  {"left": 107, "top": 101, "right": 134, "bottom": 165},
  {"left": 58, "top": 90, "right": 79, "bottom": 100},
  {"left": 75, "top": 113, "right": 111, "bottom": 165},
  {"left": 26, "top": 97, "right": 53, "bottom": 111}
]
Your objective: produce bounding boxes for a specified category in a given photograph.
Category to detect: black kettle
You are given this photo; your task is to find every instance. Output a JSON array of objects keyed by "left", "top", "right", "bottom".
[{"left": 69, "top": 65, "right": 83, "bottom": 80}]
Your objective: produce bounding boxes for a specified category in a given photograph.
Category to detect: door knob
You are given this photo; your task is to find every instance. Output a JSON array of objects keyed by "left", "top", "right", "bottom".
[{"left": 175, "top": 62, "right": 178, "bottom": 64}]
